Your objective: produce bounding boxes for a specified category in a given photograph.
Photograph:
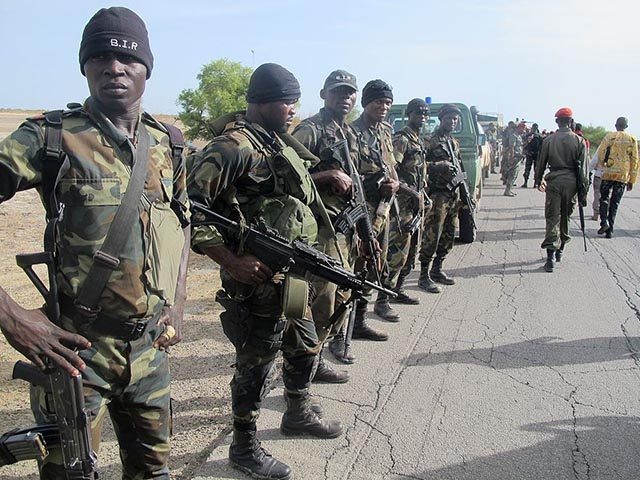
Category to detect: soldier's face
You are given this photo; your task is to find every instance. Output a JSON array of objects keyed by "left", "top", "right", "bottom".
[
  {"left": 84, "top": 52, "right": 147, "bottom": 114},
  {"left": 364, "top": 98, "right": 392, "bottom": 123},
  {"left": 440, "top": 113, "right": 459, "bottom": 133},
  {"left": 408, "top": 110, "right": 428, "bottom": 130},
  {"left": 261, "top": 100, "right": 298, "bottom": 133},
  {"left": 323, "top": 86, "right": 357, "bottom": 116}
]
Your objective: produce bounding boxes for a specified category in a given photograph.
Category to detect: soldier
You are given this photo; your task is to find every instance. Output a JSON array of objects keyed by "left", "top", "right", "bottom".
[
  {"left": 351, "top": 80, "right": 400, "bottom": 334},
  {"left": 0, "top": 7, "right": 190, "bottom": 478},
  {"left": 521, "top": 123, "right": 542, "bottom": 188},
  {"left": 386, "top": 98, "right": 430, "bottom": 305},
  {"left": 534, "top": 107, "right": 589, "bottom": 272},
  {"left": 503, "top": 122, "right": 526, "bottom": 196},
  {"left": 594, "top": 117, "right": 639, "bottom": 239},
  {"left": 292, "top": 69, "right": 361, "bottom": 367},
  {"left": 188, "top": 63, "right": 343, "bottom": 480},
  {"left": 417, "top": 104, "right": 462, "bottom": 294}
]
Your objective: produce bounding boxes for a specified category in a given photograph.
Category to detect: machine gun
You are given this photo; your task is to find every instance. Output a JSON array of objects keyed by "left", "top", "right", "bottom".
[{"left": 0, "top": 252, "right": 97, "bottom": 479}]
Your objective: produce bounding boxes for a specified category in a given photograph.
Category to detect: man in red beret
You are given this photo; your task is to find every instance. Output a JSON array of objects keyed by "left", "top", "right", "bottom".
[{"left": 534, "top": 108, "right": 589, "bottom": 272}]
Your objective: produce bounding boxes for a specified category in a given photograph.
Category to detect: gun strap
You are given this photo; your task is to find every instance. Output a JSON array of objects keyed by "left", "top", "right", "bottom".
[{"left": 75, "top": 125, "right": 151, "bottom": 314}]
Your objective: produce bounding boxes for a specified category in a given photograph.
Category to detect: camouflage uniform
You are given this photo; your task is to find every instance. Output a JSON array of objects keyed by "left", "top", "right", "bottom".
[
  {"left": 419, "top": 127, "right": 461, "bottom": 265},
  {"left": 350, "top": 116, "right": 396, "bottom": 315},
  {"left": 0, "top": 99, "right": 190, "bottom": 479},
  {"left": 502, "top": 130, "right": 524, "bottom": 195},
  {"left": 188, "top": 114, "right": 322, "bottom": 428},
  {"left": 292, "top": 108, "right": 356, "bottom": 344},
  {"left": 387, "top": 126, "right": 427, "bottom": 289}
]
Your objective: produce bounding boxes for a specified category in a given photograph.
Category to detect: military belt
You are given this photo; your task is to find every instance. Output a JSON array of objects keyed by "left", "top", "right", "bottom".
[{"left": 60, "top": 294, "right": 161, "bottom": 341}]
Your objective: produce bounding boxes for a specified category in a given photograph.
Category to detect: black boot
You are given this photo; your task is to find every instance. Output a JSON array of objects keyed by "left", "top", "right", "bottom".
[
  {"left": 555, "top": 243, "right": 564, "bottom": 262},
  {"left": 417, "top": 262, "right": 441, "bottom": 293},
  {"left": 229, "top": 424, "right": 292, "bottom": 480},
  {"left": 328, "top": 335, "right": 356, "bottom": 364},
  {"left": 352, "top": 301, "right": 389, "bottom": 341},
  {"left": 312, "top": 351, "right": 349, "bottom": 384},
  {"left": 544, "top": 249, "right": 554, "bottom": 272},
  {"left": 373, "top": 294, "right": 400, "bottom": 322},
  {"left": 430, "top": 258, "right": 455, "bottom": 285},
  {"left": 280, "top": 394, "right": 343, "bottom": 438},
  {"left": 391, "top": 275, "right": 420, "bottom": 305}
]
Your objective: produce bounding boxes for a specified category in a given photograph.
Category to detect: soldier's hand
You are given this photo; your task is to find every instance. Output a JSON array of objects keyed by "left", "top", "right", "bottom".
[
  {"left": 0, "top": 306, "right": 90, "bottom": 376},
  {"left": 227, "top": 254, "right": 273, "bottom": 285},
  {"left": 537, "top": 180, "right": 546, "bottom": 192},
  {"left": 627, "top": 183, "right": 633, "bottom": 191},
  {"left": 330, "top": 170, "right": 353, "bottom": 196},
  {"left": 379, "top": 178, "right": 399, "bottom": 197},
  {"left": 154, "top": 305, "right": 183, "bottom": 351}
]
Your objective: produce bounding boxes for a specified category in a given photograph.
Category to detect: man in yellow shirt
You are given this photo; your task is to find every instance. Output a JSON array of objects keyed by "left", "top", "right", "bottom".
[{"left": 595, "top": 117, "right": 639, "bottom": 238}]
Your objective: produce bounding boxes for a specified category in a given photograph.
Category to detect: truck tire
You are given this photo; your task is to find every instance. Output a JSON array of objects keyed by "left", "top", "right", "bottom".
[{"left": 458, "top": 207, "right": 476, "bottom": 243}]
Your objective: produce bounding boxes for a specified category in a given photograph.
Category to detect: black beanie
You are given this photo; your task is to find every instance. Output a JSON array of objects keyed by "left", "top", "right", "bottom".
[
  {"left": 406, "top": 98, "right": 429, "bottom": 115},
  {"left": 79, "top": 7, "right": 154, "bottom": 79},
  {"left": 246, "top": 63, "right": 301, "bottom": 104},
  {"left": 438, "top": 103, "right": 462, "bottom": 120},
  {"left": 361, "top": 80, "right": 393, "bottom": 107}
]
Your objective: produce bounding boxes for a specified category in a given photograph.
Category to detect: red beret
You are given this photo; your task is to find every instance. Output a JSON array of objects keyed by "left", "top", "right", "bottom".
[{"left": 555, "top": 107, "right": 573, "bottom": 118}]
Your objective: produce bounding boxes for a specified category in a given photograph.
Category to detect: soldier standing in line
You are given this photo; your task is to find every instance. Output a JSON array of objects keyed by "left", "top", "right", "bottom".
[
  {"left": 188, "top": 63, "right": 343, "bottom": 480},
  {"left": 291, "top": 69, "right": 360, "bottom": 370},
  {"left": 594, "top": 117, "right": 639, "bottom": 239},
  {"left": 386, "top": 98, "right": 430, "bottom": 305},
  {"left": 350, "top": 80, "right": 400, "bottom": 334},
  {"left": 534, "top": 107, "right": 589, "bottom": 272},
  {"left": 503, "top": 122, "right": 526, "bottom": 196},
  {"left": 0, "top": 7, "right": 190, "bottom": 478},
  {"left": 417, "top": 104, "right": 462, "bottom": 294},
  {"left": 521, "top": 123, "right": 542, "bottom": 188}
]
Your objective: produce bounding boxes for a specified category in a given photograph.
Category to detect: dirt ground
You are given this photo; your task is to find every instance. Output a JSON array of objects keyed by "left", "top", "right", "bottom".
[{"left": 0, "top": 111, "right": 232, "bottom": 479}]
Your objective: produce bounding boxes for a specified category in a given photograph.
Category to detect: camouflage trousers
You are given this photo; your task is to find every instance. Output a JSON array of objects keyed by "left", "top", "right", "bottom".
[
  {"left": 32, "top": 312, "right": 171, "bottom": 480},
  {"left": 311, "top": 227, "right": 353, "bottom": 345},
  {"left": 354, "top": 201, "right": 391, "bottom": 303},
  {"left": 541, "top": 176, "right": 577, "bottom": 250},
  {"left": 220, "top": 270, "right": 320, "bottom": 427},
  {"left": 502, "top": 155, "right": 523, "bottom": 192},
  {"left": 386, "top": 202, "right": 422, "bottom": 288},
  {"left": 419, "top": 192, "right": 459, "bottom": 263}
]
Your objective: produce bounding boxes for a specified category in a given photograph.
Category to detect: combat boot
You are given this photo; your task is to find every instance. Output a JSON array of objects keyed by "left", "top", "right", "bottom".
[
  {"left": 373, "top": 294, "right": 400, "bottom": 322},
  {"left": 391, "top": 275, "right": 420, "bottom": 305},
  {"left": 555, "top": 242, "right": 565, "bottom": 262},
  {"left": 430, "top": 258, "right": 455, "bottom": 285},
  {"left": 312, "top": 351, "right": 349, "bottom": 384},
  {"left": 417, "top": 262, "right": 441, "bottom": 294},
  {"left": 352, "top": 301, "right": 389, "bottom": 341},
  {"left": 229, "top": 424, "right": 291, "bottom": 480},
  {"left": 280, "top": 394, "right": 343, "bottom": 438},
  {"left": 521, "top": 180, "right": 528, "bottom": 188},
  {"left": 544, "top": 249, "right": 554, "bottom": 273},
  {"left": 328, "top": 335, "right": 356, "bottom": 364}
]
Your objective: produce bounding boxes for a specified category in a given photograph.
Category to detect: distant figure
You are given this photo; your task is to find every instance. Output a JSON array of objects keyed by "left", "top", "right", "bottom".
[
  {"left": 502, "top": 122, "right": 525, "bottom": 196},
  {"left": 594, "top": 117, "right": 639, "bottom": 238},
  {"left": 535, "top": 107, "right": 589, "bottom": 272},
  {"left": 521, "top": 123, "right": 542, "bottom": 188}
]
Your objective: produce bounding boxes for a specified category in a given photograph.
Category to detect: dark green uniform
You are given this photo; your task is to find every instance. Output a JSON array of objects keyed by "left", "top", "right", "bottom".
[{"left": 0, "top": 100, "right": 190, "bottom": 479}]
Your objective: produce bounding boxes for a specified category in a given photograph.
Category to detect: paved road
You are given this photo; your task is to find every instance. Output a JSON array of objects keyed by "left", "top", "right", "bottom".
[{"left": 196, "top": 176, "right": 640, "bottom": 480}]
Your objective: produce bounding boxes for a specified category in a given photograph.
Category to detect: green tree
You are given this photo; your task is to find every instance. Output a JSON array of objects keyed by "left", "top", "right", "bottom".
[
  {"left": 582, "top": 124, "right": 608, "bottom": 154},
  {"left": 178, "top": 59, "right": 252, "bottom": 140}
]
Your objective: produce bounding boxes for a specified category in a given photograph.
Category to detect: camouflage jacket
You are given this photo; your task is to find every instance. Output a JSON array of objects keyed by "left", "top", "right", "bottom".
[
  {"left": 393, "top": 126, "right": 427, "bottom": 191},
  {"left": 0, "top": 99, "right": 190, "bottom": 320},
  {"left": 350, "top": 115, "right": 396, "bottom": 203},
  {"left": 292, "top": 107, "right": 359, "bottom": 220},
  {"left": 425, "top": 127, "right": 461, "bottom": 194},
  {"left": 189, "top": 114, "right": 319, "bottom": 253}
]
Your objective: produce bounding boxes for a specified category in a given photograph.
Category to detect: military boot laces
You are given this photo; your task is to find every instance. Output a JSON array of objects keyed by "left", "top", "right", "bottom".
[
  {"left": 280, "top": 396, "right": 343, "bottom": 438},
  {"left": 328, "top": 336, "right": 356, "bottom": 364},
  {"left": 417, "top": 263, "right": 441, "bottom": 294},
  {"left": 373, "top": 300, "right": 400, "bottom": 322},
  {"left": 544, "top": 250, "right": 554, "bottom": 273},
  {"left": 229, "top": 428, "right": 292, "bottom": 480},
  {"left": 430, "top": 260, "right": 455, "bottom": 285},
  {"left": 312, "top": 353, "right": 349, "bottom": 384}
]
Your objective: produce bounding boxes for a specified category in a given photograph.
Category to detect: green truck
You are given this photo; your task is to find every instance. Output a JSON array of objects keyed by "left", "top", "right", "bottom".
[{"left": 387, "top": 101, "right": 491, "bottom": 243}]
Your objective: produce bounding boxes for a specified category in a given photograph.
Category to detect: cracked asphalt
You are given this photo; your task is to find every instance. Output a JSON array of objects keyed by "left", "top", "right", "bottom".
[{"left": 194, "top": 175, "right": 640, "bottom": 480}]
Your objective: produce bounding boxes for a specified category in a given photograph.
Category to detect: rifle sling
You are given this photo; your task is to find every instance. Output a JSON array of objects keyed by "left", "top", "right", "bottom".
[{"left": 75, "top": 126, "right": 152, "bottom": 315}]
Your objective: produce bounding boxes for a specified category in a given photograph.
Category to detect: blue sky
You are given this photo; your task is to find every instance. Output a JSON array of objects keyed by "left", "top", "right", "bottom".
[{"left": 2, "top": 0, "right": 639, "bottom": 134}]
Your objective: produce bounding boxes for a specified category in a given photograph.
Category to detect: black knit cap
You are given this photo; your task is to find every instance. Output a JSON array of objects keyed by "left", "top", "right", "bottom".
[
  {"left": 361, "top": 80, "right": 393, "bottom": 107},
  {"left": 438, "top": 103, "right": 462, "bottom": 120},
  {"left": 246, "top": 63, "right": 301, "bottom": 104},
  {"left": 79, "top": 7, "right": 154, "bottom": 79},
  {"left": 406, "top": 98, "right": 429, "bottom": 115}
]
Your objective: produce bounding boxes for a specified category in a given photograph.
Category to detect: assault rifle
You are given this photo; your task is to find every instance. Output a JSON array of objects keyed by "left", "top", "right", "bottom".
[
  {"left": 576, "top": 159, "right": 588, "bottom": 252},
  {"left": 0, "top": 252, "right": 97, "bottom": 479},
  {"left": 444, "top": 137, "right": 477, "bottom": 230}
]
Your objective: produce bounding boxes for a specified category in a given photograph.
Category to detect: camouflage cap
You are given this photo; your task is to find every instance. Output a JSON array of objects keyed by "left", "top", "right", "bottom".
[{"left": 323, "top": 70, "right": 358, "bottom": 91}]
